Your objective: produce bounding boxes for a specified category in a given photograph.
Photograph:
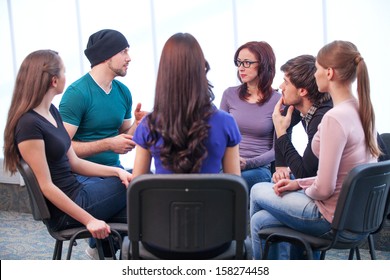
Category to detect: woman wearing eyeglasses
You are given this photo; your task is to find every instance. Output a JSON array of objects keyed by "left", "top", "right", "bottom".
[{"left": 220, "top": 41, "right": 281, "bottom": 192}]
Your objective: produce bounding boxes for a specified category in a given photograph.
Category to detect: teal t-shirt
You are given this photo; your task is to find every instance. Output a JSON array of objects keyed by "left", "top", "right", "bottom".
[{"left": 59, "top": 73, "right": 132, "bottom": 166}]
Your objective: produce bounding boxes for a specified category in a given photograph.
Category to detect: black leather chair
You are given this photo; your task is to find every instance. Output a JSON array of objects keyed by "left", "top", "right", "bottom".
[
  {"left": 17, "top": 159, "right": 127, "bottom": 260},
  {"left": 257, "top": 160, "right": 390, "bottom": 260},
  {"left": 121, "top": 173, "right": 251, "bottom": 259}
]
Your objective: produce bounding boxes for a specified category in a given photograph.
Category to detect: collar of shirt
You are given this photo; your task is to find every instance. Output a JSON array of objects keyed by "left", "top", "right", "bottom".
[
  {"left": 300, "top": 103, "right": 319, "bottom": 131},
  {"left": 300, "top": 95, "right": 331, "bottom": 130}
]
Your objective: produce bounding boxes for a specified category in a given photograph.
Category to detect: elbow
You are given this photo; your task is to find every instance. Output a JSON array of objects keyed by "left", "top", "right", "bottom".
[{"left": 306, "top": 186, "right": 335, "bottom": 200}]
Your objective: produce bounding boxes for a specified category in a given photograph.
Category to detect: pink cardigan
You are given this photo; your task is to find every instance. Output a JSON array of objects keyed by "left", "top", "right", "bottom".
[{"left": 297, "top": 98, "right": 376, "bottom": 223}]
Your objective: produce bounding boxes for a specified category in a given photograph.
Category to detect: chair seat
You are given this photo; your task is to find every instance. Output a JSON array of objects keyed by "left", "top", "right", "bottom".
[
  {"left": 124, "top": 239, "right": 244, "bottom": 260},
  {"left": 257, "top": 151, "right": 390, "bottom": 260},
  {"left": 17, "top": 159, "right": 128, "bottom": 260},
  {"left": 48, "top": 222, "right": 128, "bottom": 241},
  {"left": 259, "top": 227, "right": 331, "bottom": 252},
  {"left": 49, "top": 227, "right": 93, "bottom": 241},
  {"left": 259, "top": 227, "right": 368, "bottom": 251},
  {"left": 48, "top": 222, "right": 128, "bottom": 260},
  {"left": 122, "top": 236, "right": 253, "bottom": 260}
]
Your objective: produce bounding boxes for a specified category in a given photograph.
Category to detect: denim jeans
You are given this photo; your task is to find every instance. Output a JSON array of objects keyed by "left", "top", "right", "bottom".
[
  {"left": 54, "top": 174, "right": 127, "bottom": 256},
  {"left": 249, "top": 182, "right": 332, "bottom": 259},
  {"left": 241, "top": 165, "right": 272, "bottom": 192},
  {"left": 54, "top": 176, "right": 127, "bottom": 230}
]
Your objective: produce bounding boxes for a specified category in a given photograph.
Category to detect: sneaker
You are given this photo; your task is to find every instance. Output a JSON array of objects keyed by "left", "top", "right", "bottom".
[
  {"left": 85, "top": 246, "right": 99, "bottom": 260},
  {"left": 85, "top": 246, "right": 114, "bottom": 260}
]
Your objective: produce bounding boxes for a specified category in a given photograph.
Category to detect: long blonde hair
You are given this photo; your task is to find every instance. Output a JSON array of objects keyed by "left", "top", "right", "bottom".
[
  {"left": 3, "top": 49, "right": 61, "bottom": 174},
  {"left": 317, "top": 40, "right": 380, "bottom": 158}
]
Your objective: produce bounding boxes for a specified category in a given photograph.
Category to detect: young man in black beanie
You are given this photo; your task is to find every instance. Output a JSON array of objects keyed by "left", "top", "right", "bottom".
[{"left": 59, "top": 29, "right": 147, "bottom": 259}]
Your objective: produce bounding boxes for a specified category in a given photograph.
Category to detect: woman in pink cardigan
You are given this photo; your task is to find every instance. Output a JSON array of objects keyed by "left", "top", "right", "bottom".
[{"left": 250, "top": 40, "right": 382, "bottom": 259}]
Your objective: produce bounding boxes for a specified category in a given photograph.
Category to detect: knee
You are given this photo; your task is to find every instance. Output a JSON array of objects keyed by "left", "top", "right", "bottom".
[
  {"left": 250, "top": 182, "right": 274, "bottom": 200},
  {"left": 250, "top": 210, "right": 269, "bottom": 233}
]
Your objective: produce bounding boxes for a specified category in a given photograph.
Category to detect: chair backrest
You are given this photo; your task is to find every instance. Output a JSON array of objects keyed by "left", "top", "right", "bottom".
[
  {"left": 127, "top": 173, "right": 248, "bottom": 257},
  {"left": 332, "top": 160, "right": 390, "bottom": 235},
  {"left": 17, "top": 159, "right": 51, "bottom": 221},
  {"left": 378, "top": 133, "right": 390, "bottom": 162},
  {"left": 380, "top": 133, "right": 390, "bottom": 152}
]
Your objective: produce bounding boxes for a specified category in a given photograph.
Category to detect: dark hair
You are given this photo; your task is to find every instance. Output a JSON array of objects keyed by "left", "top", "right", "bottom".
[
  {"left": 317, "top": 40, "right": 380, "bottom": 158},
  {"left": 234, "top": 41, "right": 276, "bottom": 104},
  {"left": 4, "top": 50, "right": 62, "bottom": 174},
  {"left": 146, "top": 33, "right": 214, "bottom": 173},
  {"left": 281, "top": 54, "right": 330, "bottom": 104}
]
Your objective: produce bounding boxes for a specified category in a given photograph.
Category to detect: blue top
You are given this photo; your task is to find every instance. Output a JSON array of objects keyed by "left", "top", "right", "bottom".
[
  {"left": 59, "top": 73, "right": 132, "bottom": 166},
  {"left": 133, "top": 107, "right": 241, "bottom": 173}
]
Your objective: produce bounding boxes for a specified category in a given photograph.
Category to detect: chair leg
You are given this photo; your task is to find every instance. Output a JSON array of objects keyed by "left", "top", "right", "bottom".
[
  {"left": 131, "top": 241, "right": 140, "bottom": 259},
  {"left": 110, "top": 230, "right": 123, "bottom": 260},
  {"left": 368, "top": 234, "right": 377, "bottom": 260},
  {"left": 94, "top": 230, "right": 123, "bottom": 260},
  {"left": 302, "top": 245, "right": 313, "bottom": 260},
  {"left": 348, "top": 248, "right": 355, "bottom": 259},
  {"left": 66, "top": 235, "right": 80, "bottom": 260},
  {"left": 320, "top": 251, "right": 326, "bottom": 260},
  {"left": 348, "top": 247, "right": 361, "bottom": 260},
  {"left": 95, "top": 239, "right": 105, "bottom": 260},
  {"left": 355, "top": 247, "right": 361, "bottom": 260},
  {"left": 107, "top": 236, "right": 117, "bottom": 260},
  {"left": 53, "top": 240, "right": 63, "bottom": 260},
  {"left": 262, "top": 240, "right": 271, "bottom": 260}
]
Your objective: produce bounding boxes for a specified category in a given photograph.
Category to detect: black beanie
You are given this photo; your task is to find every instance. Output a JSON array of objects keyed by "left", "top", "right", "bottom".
[{"left": 84, "top": 29, "right": 129, "bottom": 67}]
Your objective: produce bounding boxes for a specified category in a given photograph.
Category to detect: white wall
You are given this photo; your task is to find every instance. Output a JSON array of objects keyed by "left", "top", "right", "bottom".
[{"left": 1, "top": 0, "right": 390, "bottom": 182}]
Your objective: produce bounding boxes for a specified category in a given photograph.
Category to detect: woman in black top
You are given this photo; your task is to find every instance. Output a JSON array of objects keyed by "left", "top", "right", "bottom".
[{"left": 3, "top": 50, "right": 131, "bottom": 241}]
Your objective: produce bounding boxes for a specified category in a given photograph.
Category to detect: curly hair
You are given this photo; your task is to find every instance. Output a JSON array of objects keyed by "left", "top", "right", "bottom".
[{"left": 146, "top": 33, "right": 215, "bottom": 173}]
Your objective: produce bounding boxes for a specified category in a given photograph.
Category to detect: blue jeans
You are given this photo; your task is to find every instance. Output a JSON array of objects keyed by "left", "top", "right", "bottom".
[
  {"left": 249, "top": 182, "right": 331, "bottom": 259},
  {"left": 54, "top": 176, "right": 127, "bottom": 230},
  {"left": 55, "top": 174, "right": 127, "bottom": 256},
  {"left": 241, "top": 165, "right": 272, "bottom": 192}
]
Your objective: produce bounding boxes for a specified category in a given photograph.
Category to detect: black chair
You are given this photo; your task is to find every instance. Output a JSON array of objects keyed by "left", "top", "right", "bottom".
[
  {"left": 379, "top": 133, "right": 390, "bottom": 162},
  {"left": 17, "top": 159, "right": 127, "bottom": 260},
  {"left": 121, "top": 173, "right": 250, "bottom": 259},
  {"left": 258, "top": 160, "right": 390, "bottom": 260},
  {"left": 380, "top": 134, "right": 390, "bottom": 221},
  {"left": 380, "top": 133, "right": 390, "bottom": 149}
]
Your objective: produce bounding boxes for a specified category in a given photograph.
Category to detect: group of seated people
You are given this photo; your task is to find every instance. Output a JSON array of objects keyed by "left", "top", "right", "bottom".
[{"left": 3, "top": 29, "right": 388, "bottom": 260}]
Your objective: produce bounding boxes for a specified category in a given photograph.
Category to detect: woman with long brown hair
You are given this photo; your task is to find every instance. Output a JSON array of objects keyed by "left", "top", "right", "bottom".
[
  {"left": 3, "top": 49, "right": 131, "bottom": 258},
  {"left": 131, "top": 32, "right": 241, "bottom": 176}
]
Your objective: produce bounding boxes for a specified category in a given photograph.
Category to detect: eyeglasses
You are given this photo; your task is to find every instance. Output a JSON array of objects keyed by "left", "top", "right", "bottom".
[{"left": 234, "top": 60, "right": 259, "bottom": 68}]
